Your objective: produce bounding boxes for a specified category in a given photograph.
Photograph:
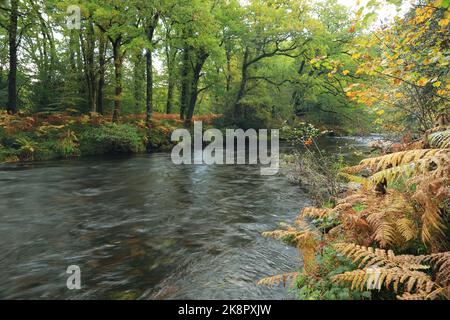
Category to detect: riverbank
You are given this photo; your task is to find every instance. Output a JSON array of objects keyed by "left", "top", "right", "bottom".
[
  {"left": 0, "top": 111, "right": 222, "bottom": 164},
  {"left": 260, "top": 125, "right": 450, "bottom": 300},
  {"left": 1, "top": 111, "right": 364, "bottom": 165}
]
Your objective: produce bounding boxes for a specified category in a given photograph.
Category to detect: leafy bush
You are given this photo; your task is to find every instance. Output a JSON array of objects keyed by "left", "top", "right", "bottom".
[
  {"left": 295, "top": 246, "right": 372, "bottom": 300},
  {"left": 280, "top": 122, "right": 320, "bottom": 144},
  {"left": 79, "top": 123, "right": 146, "bottom": 155}
]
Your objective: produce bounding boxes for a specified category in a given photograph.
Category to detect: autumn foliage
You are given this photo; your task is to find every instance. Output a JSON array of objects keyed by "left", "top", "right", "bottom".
[{"left": 259, "top": 0, "right": 449, "bottom": 299}]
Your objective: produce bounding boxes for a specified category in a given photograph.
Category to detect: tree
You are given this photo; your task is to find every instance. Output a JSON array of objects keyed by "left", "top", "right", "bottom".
[
  {"left": 79, "top": 13, "right": 98, "bottom": 113},
  {"left": 93, "top": 0, "right": 139, "bottom": 122},
  {"left": 173, "top": 0, "right": 222, "bottom": 122},
  {"left": 161, "top": 15, "right": 179, "bottom": 114},
  {"left": 6, "top": 0, "right": 18, "bottom": 114},
  {"left": 0, "top": 0, "right": 31, "bottom": 114},
  {"left": 97, "top": 30, "right": 107, "bottom": 114},
  {"left": 229, "top": 0, "right": 311, "bottom": 117},
  {"left": 344, "top": 0, "right": 450, "bottom": 132},
  {"left": 141, "top": 2, "right": 160, "bottom": 125}
]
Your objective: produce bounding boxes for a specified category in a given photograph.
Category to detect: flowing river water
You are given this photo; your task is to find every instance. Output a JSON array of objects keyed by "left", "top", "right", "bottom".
[{"left": 0, "top": 136, "right": 377, "bottom": 299}]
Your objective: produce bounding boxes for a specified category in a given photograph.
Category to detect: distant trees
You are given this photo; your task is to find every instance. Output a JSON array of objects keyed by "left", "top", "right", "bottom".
[
  {"left": 3, "top": 0, "right": 443, "bottom": 132},
  {"left": 0, "top": 0, "right": 23, "bottom": 114}
]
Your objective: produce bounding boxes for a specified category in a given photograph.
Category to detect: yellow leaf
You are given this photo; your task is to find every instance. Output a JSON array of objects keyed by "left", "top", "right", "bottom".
[
  {"left": 342, "top": 70, "right": 350, "bottom": 75},
  {"left": 377, "top": 109, "right": 385, "bottom": 115},
  {"left": 432, "top": 81, "right": 441, "bottom": 87},
  {"left": 374, "top": 118, "right": 383, "bottom": 125},
  {"left": 438, "top": 19, "right": 449, "bottom": 27},
  {"left": 352, "top": 53, "right": 361, "bottom": 59},
  {"left": 416, "top": 77, "right": 429, "bottom": 87},
  {"left": 395, "top": 92, "right": 403, "bottom": 98}
]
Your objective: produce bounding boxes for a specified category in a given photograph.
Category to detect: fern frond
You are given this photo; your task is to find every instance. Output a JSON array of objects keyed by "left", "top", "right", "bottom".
[
  {"left": 419, "top": 252, "right": 450, "bottom": 286},
  {"left": 344, "top": 149, "right": 448, "bottom": 175},
  {"left": 369, "top": 152, "right": 449, "bottom": 186},
  {"left": 299, "top": 206, "right": 332, "bottom": 219},
  {"left": 331, "top": 243, "right": 450, "bottom": 299},
  {"left": 295, "top": 230, "right": 319, "bottom": 274},
  {"left": 397, "top": 291, "right": 429, "bottom": 300},
  {"left": 395, "top": 218, "right": 418, "bottom": 242},
  {"left": 332, "top": 267, "right": 435, "bottom": 293},
  {"left": 333, "top": 243, "right": 395, "bottom": 268},
  {"left": 364, "top": 191, "right": 416, "bottom": 248},
  {"left": 410, "top": 175, "right": 450, "bottom": 250},
  {"left": 333, "top": 243, "right": 428, "bottom": 270},
  {"left": 338, "top": 192, "right": 369, "bottom": 204},
  {"left": 257, "top": 272, "right": 299, "bottom": 287},
  {"left": 263, "top": 223, "right": 320, "bottom": 274},
  {"left": 367, "top": 210, "right": 400, "bottom": 248},
  {"left": 337, "top": 172, "right": 367, "bottom": 184},
  {"left": 428, "top": 130, "right": 450, "bottom": 149},
  {"left": 341, "top": 163, "right": 367, "bottom": 175},
  {"left": 426, "top": 125, "right": 450, "bottom": 135}
]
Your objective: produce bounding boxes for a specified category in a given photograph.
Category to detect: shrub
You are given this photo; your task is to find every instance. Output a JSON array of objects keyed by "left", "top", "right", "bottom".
[
  {"left": 79, "top": 123, "right": 146, "bottom": 156},
  {"left": 295, "top": 245, "right": 373, "bottom": 300}
]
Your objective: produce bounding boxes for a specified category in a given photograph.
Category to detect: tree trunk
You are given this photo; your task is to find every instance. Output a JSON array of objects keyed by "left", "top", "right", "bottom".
[
  {"left": 7, "top": 0, "right": 18, "bottom": 114},
  {"left": 97, "top": 34, "right": 106, "bottom": 115},
  {"left": 165, "top": 48, "right": 175, "bottom": 114},
  {"left": 234, "top": 48, "right": 249, "bottom": 117},
  {"left": 80, "top": 19, "right": 97, "bottom": 113},
  {"left": 133, "top": 54, "right": 143, "bottom": 113},
  {"left": 146, "top": 50, "right": 153, "bottom": 125},
  {"left": 145, "top": 15, "right": 158, "bottom": 126},
  {"left": 166, "top": 73, "right": 175, "bottom": 114},
  {"left": 186, "top": 81, "right": 199, "bottom": 122},
  {"left": 225, "top": 49, "right": 232, "bottom": 92},
  {"left": 186, "top": 52, "right": 209, "bottom": 122},
  {"left": 179, "top": 45, "right": 191, "bottom": 120},
  {"left": 112, "top": 39, "right": 123, "bottom": 123},
  {"left": 236, "top": 49, "right": 249, "bottom": 102}
]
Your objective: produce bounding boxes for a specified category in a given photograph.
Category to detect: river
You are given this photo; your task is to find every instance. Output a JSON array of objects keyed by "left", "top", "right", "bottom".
[{"left": 0, "top": 136, "right": 376, "bottom": 299}]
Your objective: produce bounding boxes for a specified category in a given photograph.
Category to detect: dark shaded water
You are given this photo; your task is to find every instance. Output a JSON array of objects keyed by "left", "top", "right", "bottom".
[{"left": 0, "top": 136, "right": 375, "bottom": 299}]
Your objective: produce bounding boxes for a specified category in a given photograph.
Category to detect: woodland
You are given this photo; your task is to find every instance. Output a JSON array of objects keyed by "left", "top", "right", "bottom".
[{"left": 0, "top": 0, "right": 449, "bottom": 300}]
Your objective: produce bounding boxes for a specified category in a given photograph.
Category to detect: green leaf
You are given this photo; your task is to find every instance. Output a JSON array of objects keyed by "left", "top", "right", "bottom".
[
  {"left": 363, "top": 12, "right": 377, "bottom": 26},
  {"left": 441, "top": 0, "right": 450, "bottom": 8}
]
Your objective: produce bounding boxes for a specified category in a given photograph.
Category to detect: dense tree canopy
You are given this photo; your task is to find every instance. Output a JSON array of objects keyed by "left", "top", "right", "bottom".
[{"left": 0, "top": 0, "right": 448, "bottom": 132}]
